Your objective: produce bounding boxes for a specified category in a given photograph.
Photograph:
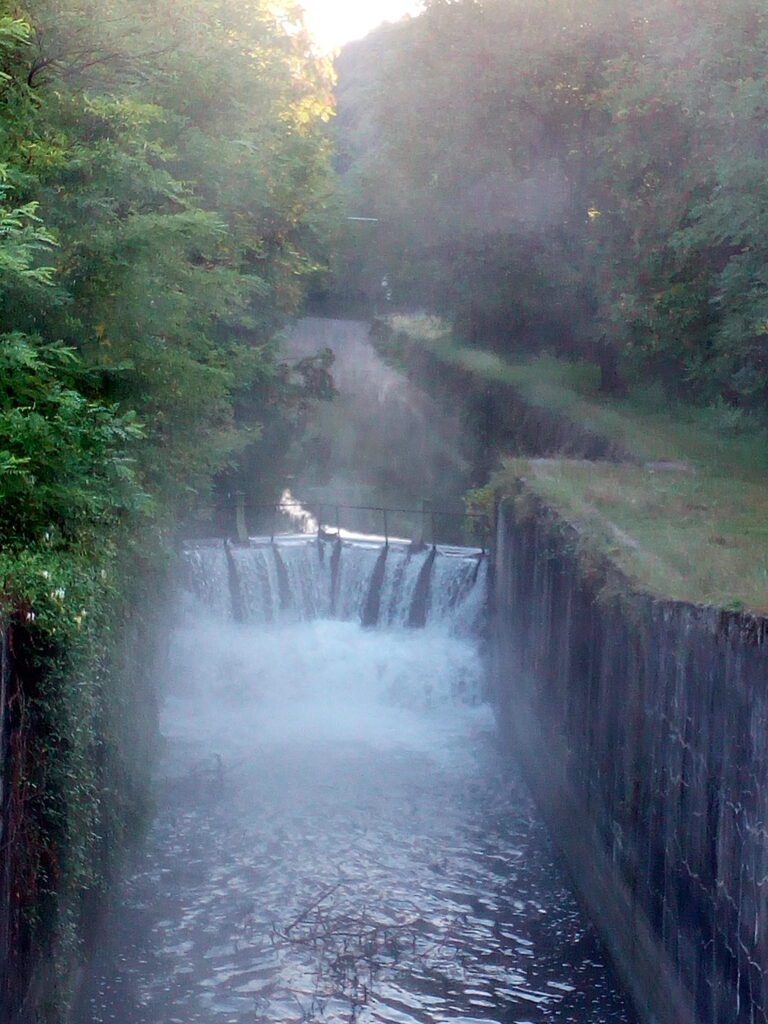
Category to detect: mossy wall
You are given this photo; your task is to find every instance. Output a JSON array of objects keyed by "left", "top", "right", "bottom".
[
  {"left": 0, "top": 626, "right": 11, "bottom": 1014},
  {"left": 492, "top": 493, "right": 768, "bottom": 1024},
  {"left": 0, "top": 594, "right": 163, "bottom": 1024}
]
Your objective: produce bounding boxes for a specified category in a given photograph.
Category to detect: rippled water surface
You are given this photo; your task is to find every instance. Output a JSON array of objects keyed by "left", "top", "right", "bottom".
[{"left": 83, "top": 616, "right": 636, "bottom": 1024}]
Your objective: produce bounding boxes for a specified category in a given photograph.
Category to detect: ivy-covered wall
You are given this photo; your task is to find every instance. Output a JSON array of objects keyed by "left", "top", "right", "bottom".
[
  {"left": 0, "top": 577, "right": 166, "bottom": 1024},
  {"left": 492, "top": 491, "right": 768, "bottom": 1024},
  {"left": 0, "top": 624, "right": 11, "bottom": 1014}
]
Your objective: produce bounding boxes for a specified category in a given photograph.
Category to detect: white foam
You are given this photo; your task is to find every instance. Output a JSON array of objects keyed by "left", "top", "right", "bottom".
[{"left": 164, "top": 615, "right": 490, "bottom": 762}]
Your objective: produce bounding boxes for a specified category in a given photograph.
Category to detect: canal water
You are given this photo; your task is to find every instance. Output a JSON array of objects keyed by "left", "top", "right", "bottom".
[{"left": 82, "top": 537, "right": 637, "bottom": 1024}]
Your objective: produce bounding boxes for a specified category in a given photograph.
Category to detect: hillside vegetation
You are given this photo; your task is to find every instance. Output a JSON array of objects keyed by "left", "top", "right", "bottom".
[{"left": 333, "top": 0, "right": 768, "bottom": 414}]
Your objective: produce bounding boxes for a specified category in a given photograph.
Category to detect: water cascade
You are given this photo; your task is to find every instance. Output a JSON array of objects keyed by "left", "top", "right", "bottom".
[
  {"left": 184, "top": 534, "right": 488, "bottom": 634},
  {"left": 81, "top": 531, "right": 636, "bottom": 1024}
]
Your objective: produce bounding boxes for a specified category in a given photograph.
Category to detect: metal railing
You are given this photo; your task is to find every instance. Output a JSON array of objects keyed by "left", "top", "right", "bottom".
[{"left": 234, "top": 498, "right": 492, "bottom": 552}]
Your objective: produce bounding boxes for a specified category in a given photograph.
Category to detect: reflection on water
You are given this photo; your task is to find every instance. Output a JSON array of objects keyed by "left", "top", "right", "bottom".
[
  {"left": 282, "top": 318, "right": 471, "bottom": 519},
  {"left": 83, "top": 617, "right": 635, "bottom": 1024},
  {"left": 277, "top": 489, "right": 319, "bottom": 535}
]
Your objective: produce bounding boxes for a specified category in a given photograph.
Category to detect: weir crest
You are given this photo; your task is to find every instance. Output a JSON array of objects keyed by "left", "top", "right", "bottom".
[{"left": 183, "top": 534, "right": 488, "bottom": 635}]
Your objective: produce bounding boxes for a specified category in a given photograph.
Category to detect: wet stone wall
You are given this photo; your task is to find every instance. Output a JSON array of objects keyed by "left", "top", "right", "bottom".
[{"left": 491, "top": 493, "right": 768, "bottom": 1024}]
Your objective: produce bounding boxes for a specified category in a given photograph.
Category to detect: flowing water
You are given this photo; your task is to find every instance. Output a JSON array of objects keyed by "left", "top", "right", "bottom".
[
  {"left": 83, "top": 537, "right": 636, "bottom": 1024},
  {"left": 185, "top": 536, "right": 488, "bottom": 633}
]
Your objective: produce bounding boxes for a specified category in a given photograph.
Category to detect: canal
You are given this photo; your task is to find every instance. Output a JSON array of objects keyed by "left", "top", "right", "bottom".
[{"left": 80, "top": 320, "right": 637, "bottom": 1024}]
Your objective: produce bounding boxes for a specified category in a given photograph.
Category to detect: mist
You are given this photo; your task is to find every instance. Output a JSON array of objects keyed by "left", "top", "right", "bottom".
[
  {"left": 282, "top": 318, "right": 471, "bottom": 517},
  {"left": 5, "top": 0, "right": 767, "bottom": 1021},
  {"left": 81, "top": 517, "right": 635, "bottom": 1024}
]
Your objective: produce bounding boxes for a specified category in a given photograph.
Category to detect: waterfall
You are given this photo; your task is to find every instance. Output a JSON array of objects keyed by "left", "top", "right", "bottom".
[{"left": 183, "top": 535, "right": 488, "bottom": 635}]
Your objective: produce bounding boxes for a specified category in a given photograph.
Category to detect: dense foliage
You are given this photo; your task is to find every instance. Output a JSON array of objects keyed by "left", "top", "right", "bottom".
[
  {"left": 0, "top": 1, "right": 334, "bottom": 1015},
  {"left": 332, "top": 0, "right": 768, "bottom": 411}
]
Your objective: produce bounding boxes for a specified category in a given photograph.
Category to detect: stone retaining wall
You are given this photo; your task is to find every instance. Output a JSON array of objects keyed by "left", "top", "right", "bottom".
[
  {"left": 369, "top": 320, "right": 634, "bottom": 476},
  {"left": 492, "top": 491, "right": 768, "bottom": 1024}
]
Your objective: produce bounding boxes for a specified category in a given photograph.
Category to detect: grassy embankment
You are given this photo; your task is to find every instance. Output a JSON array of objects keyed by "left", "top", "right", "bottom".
[{"left": 387, "top": 315, "right": 768, "bottom": 614}]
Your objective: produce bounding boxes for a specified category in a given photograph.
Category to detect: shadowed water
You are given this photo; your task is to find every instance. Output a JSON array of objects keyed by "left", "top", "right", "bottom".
[
  {"left": 82, "top": 606, "right": 636, "bottom": 1024},
  {"left": 281, "top": 318, "right": 471, "bottom": 515}
]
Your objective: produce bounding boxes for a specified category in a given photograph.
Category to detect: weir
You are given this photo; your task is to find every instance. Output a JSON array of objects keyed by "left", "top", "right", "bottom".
[
  {"left": 184, "top": 534, "right": 488, "bottom": 634},
  {"left": 80, "top": 527, "right": 637, "bottom": 1024}
]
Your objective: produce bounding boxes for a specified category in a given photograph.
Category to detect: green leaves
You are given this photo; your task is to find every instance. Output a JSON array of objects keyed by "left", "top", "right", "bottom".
[
  {"left": 0, "top": 0, "right": 336, "bottom": 590},
  {"left": 335, "top": 0, "right": 768, "bottom": 411},
  {"left": 0, "top": 0, "right": 335, "bottom": 517},
  {"left": 0, "top": 14, "right": 30, "bottom": 83},
  {"left": 0, "top": 186, "right": 58, "bottom": 295},
  {"left": 590, "top": 0, "right": 768, "bottom": 406},
  {"left": 0, "top": 333, "right": 149, "bottom": 547}
]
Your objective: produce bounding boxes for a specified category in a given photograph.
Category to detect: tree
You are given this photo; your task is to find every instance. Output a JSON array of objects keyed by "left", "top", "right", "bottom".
[
  {"left": 333, "top": 0, "right": 631, "bottom": 362},
  {"left": 592, "top": 0, "right": 768, "bottom": 407},
  {"left": 333, "top": 0, "right": 768, "bottom": 411},
  {"left": 1, "top": 0, "right": 335, "bottom": 515},
  {"left": 0, "top": 4, "right": 336, "bottom": 1013}
]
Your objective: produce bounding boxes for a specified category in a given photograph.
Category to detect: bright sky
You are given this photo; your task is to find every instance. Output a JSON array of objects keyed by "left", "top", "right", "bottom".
[{"left": 299, "top": 0, "right": 423, "bottom": 53}]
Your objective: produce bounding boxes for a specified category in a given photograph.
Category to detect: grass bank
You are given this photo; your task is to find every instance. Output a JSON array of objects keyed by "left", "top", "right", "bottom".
[
  {"left": 384, "top": 315, "right": 768, "bottom": 614},
  {"left": 500, "top": 460, "right": 768, "bottom": 613}
]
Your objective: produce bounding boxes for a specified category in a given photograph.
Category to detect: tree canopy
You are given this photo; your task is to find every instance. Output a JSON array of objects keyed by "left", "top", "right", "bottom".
[
  {"left": 332, "top": 0, "right": 768, "bottom": 410},
  {"left": 1, "top": 0, "right": 335, "bottom": 533},
  {"left": 0, "top": 3, "right": 335, "bottom": 1011}
]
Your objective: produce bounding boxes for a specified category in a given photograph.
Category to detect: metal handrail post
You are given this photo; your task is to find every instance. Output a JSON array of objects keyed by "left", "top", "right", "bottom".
[{"left": 235, "top": 491, "right": 248, "bottom": 544}]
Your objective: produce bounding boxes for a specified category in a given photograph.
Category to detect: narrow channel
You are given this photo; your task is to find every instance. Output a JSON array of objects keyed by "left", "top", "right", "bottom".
[{"left": 80, "top": 320, "right": 637, "bottom": 1024}]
